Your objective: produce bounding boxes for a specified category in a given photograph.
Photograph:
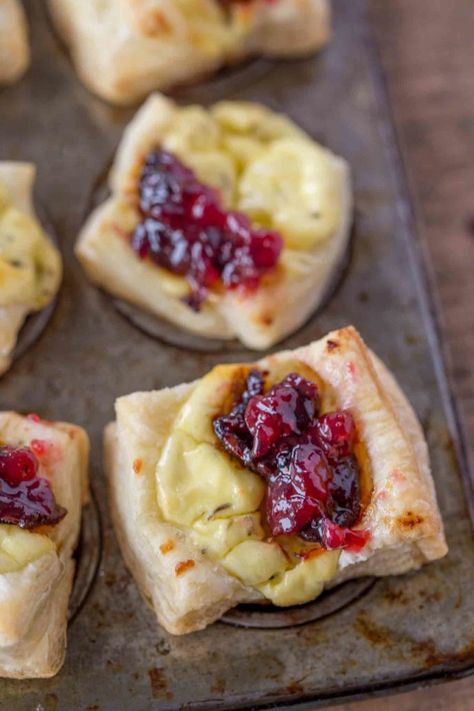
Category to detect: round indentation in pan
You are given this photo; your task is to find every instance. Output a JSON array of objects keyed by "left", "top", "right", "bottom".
[
  {"left": 12, "top": 298, "right": 58, "bottom": 365},
  {"left": 173, "top": 58, "right": 274, "bottom": 103},
  {"left": 220, "top": 577, "right": 376, "bottom": 629},
  {"left": 112, "top": 299, "right": 245, "bottom": 354},
  {"left": 68, "top": 489, "right": 102, "bottom": 622},
  {"left": 10, "top": 207, "right": 60, "bottom": 370}
]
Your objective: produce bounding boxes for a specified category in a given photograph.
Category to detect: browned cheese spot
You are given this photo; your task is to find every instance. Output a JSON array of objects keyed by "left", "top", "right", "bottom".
[
  {"left": 159, "top": 539, "right": 175, "bottom": 555},
  {"left": 132, "top": 458, "right": 143, "bottom": 475},
  {"left": 397, "top": 510, "right": 424, "bottom": 530},
  {"left": 175, "top": 559, "right": 195, "bottom": 576}
]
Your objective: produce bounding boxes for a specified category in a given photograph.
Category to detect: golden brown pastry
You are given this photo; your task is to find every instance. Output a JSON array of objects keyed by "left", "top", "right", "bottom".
[
  {"left": 0, "top": 0, "right": 29, "bottom": 85},
  {"left": 0, "top": 412, "right": 89, "bottom": 678},
  {"left": 76, "top": 94, "right": 352, "bottom": 350},
  {"left": 0, "top": 162, "right": 62, "bottom": 376},
  {"left": 105, "top": 326, "right": 447, "bottom": 635},
  {"left": 48, "top": 0, "right": 330, "bottom": 105}
]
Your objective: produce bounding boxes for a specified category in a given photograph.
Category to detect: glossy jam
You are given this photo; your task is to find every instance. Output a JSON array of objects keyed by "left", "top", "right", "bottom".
[
  {"left": 245, "top": 373, "right": 319, "bottom": 459},
  {"left": 0, "top": 445, "right": 67, "bottom": 529},
  {"left": 213, "top": 370, "right": 368, "bottom": 551},
  {"left": 131, "top": 150, "right": 283, "bottom": 309}
]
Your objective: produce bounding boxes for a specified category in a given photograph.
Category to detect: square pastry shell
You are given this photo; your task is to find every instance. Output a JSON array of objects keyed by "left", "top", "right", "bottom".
[
  {"left": 48, "top": 0, "right": 330, "bottom": 104},
  {"left": 0, "top": 162, "right": 62, "bottom": 376},
  {"left": 76, "top": 94, "right": 352, "bottom": 350},
  {"left": 0, "top": 0, "right": 29, "bottom": 85},
  {"left": 105, "top": 326, "right": 447, "bottom": 635},
  {"left": 0, "top": 413, "right": 89, "bottom": 678}
]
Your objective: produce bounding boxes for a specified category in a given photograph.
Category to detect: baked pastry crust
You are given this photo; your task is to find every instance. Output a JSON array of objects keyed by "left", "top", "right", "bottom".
[
  {"left": 76, "top": 94, "right": 352, "bottom": 350},
  {"left": 0, "top": 412, "right": 89, "bottom": 678},
  {"left": 105, "top": 326, "right": 447, "bottom": 635},
  {"left": 0, "top": 0, "right": 29, "bottom": 85},
  {"left": 48, "top": 0, "right": 330, "bottom": 105},
  {"left": 0, "top": 162, "right": 62, "bottom": 376}
]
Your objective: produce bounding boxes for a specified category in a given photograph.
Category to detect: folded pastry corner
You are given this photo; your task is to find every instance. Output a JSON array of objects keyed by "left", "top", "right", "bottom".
[
  {"left": 48, "top": 0, "right": 330, "bottom": 105},
  {"left": 0, "top": 162, "right": 62, "bottom": 376},
  {"left": 77, "top": 93, "right": 352, "bottom": 350},
  {"left": 0, "top": 412, "right": 89, "bottom": 678},
  {"left": 105, "top": 326, "right": 447, "bottom": 635},
  {"left": 0, "top": 0, "right": 30, "bottom": 85}
]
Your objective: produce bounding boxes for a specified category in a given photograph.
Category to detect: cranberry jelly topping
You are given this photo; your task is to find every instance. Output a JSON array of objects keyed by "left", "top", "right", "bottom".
[
  {"left": 213, "top": 370, "right": 368, "bottom": 551},
  {"left": 0, "top": 445, "right": 67, "bottom": 529},
  {"left": 131, "top": 149, "right": 283, "bottom": 309},
  {"left": 245, "top": 373, "right": 319, "bottom": 459}
]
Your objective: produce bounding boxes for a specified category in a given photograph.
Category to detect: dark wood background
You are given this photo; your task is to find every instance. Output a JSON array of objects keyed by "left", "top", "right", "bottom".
[{"left": 332, "top": 1, "right": 474, "bottom": 709}]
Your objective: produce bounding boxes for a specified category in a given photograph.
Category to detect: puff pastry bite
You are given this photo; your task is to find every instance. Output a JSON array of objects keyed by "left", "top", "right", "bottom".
[
  {"left": 0, "top": 412, "right": 89, "bottom": 677},
  {"left": 48, "top": 0, "right": 330, "bottom": 105},
  {"left": 0, "top": 162, "right": 62, "bottom": 376},
  {"left": 105, "top": 326, "right": 447, "bottom": 635},
  {"left": 77, "top": 94, "right": 352, "bottom": 350},
  {"left": 0, "top": 0, "right": 29, "bottom": 85}
]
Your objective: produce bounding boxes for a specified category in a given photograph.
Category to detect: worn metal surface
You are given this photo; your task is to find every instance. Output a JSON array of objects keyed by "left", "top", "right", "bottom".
[
  {"left": 221, "top": 579, "right": 376, "bottom": 630},
  {"left": 0, "top": 0, "right": 473, "bottom": 709},
  {"left": 68, "top": 494, "right": 102, "bottom": 624},
  {"left": 11, "top": 208, "right": 58, "bottom": 365}
]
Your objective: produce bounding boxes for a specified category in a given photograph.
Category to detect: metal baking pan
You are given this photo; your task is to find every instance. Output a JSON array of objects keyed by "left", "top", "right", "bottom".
[{"left": 1, "top": 0, "right": 473, "bottom": 709}]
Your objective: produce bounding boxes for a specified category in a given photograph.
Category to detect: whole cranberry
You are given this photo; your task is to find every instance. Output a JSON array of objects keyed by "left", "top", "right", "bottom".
[
  {"left": 0, "top": 446, "right": 39, "bottom": 487},
  {"left": 0, "top": 445, "right": 67, "bottom": 528},
  {"left": 266, "top": 475, "right": 319, "bottom": 537},
  {"left": 326, "top": 455, "right": 361, "bottom": 527},
  {"left": 311, "top": 410, "right": 356, "bottom": 461},
  {"left": 244, "top": 374, "right": 318, "bottom": 459},
  {"left": 266, "top": 446, "right": 330, "bottom": 536}
]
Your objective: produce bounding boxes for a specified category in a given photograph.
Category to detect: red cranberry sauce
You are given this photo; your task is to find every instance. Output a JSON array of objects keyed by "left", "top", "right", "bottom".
[
  {"left": 213, "top": 369, "right": 369, "bottom": 552},
  {"left": 0, "top": 445, "right": 67, "bottom": 529},
  {"left": 130, "top": 150, "right": 283, "bottom": 310}
]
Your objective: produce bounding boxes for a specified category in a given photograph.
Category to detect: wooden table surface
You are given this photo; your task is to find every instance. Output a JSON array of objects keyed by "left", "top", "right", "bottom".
[{"left": 332, "top": 1, "right": 474, "bottom": 709}]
